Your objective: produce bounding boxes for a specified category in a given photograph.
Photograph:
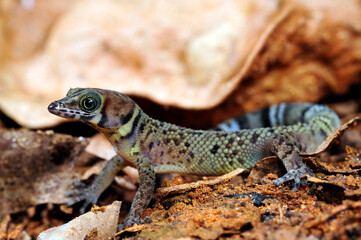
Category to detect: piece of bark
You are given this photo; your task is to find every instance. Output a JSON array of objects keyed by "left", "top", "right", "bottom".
[{"left": 0, "top": 129, "right": 101, "bottom": 216}]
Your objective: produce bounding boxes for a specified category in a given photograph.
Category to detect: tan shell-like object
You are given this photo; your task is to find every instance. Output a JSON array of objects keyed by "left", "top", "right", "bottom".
[{"left": 0, "top": 0, "right": 361, "bottom": 128}]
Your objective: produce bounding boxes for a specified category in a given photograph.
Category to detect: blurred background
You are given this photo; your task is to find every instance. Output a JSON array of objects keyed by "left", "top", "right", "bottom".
[{"left": 2, "top": 0, "right": 361, "bottom": 238}]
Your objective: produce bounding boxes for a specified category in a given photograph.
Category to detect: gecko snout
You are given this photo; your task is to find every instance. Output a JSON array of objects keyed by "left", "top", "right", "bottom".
[{"left": 48, "top": 101, "right": 65, "bottom": 114}]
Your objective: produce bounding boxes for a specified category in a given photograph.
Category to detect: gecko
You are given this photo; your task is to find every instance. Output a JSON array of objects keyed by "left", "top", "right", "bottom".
[{"left": 48, "top": 88, "right": 340, "bottom": 230}]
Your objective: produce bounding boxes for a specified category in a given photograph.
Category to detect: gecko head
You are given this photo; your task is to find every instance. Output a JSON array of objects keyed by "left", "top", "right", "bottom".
[{"left": 48, "top": 88, "right": 136, "bottom": 130}]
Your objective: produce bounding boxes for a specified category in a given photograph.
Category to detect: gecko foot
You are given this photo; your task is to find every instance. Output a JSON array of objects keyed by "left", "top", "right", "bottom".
[
  {"left": 117, "top": 217, "right": 151, "bottom": 231},
  {"left": 273, "top": 165, "right": 314, "bottom": 191},
  {"left": 65, "top": 180, "right": 101, "bottom": 214}
]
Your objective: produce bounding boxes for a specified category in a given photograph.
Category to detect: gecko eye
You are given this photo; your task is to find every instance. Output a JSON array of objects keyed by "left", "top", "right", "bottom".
[{"left": 80, "top": 95, "right": 100, "bottom": 112}]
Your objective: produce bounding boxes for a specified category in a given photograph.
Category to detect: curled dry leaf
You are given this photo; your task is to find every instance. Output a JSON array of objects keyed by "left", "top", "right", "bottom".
[
  {"left": 246, "top": 156, "right": 285, "bottom": 184},
  {"left": 303, "top": 117, "right": 361, "bottom": 156},
  {"left": 304, "top": 144, "right": 361, "bottom": 175},
  {"left": 37, "top": 201, "right": 121, "bottom": 240},
  {"left": 1, "top": 0, "right": 361, "bottom": 128}
]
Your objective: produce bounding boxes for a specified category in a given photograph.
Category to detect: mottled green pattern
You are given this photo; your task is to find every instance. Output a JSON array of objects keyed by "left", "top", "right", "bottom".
[
  {"left": 118, "top": 103, "right": 339, "bottom": 176},
  {"left": 136, "top": 119, "right": 273, "bottom": 175}
]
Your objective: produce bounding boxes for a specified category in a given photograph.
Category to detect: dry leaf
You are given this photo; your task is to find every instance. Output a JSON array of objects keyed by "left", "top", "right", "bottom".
[{"left": 37, "top": 201, "right": 121, "bottom": 240}]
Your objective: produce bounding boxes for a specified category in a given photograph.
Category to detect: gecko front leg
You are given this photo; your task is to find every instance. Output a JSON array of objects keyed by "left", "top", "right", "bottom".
[
  {"left": 118, "top": 156, "right": 156, "bottom": 231},
  {"left": 66, "top": 155, "right": 126, "bottom": 213},
  {"left": 271, "top": 133, "right": 314, "bottom": 190}
]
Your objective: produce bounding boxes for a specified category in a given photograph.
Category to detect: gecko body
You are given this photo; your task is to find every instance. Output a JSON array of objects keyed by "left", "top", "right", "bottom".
[{"left": 48, "top": 88, "right": 340, "bottom": 230}]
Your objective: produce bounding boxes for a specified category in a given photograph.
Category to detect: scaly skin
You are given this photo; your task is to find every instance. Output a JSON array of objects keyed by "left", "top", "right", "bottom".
[{"left": 48, "top": 88, "right": 340, "bottom": 230}]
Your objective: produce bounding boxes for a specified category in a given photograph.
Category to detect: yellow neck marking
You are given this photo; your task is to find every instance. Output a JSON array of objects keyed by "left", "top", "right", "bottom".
[{"left": 117, "top": 107, "right": 140, "bottom": 137}]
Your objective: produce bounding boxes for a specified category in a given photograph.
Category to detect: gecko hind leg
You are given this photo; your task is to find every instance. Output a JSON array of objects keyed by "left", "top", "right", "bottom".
[{"left": 271, "top": 133, "right": 314, "bottom": 191}]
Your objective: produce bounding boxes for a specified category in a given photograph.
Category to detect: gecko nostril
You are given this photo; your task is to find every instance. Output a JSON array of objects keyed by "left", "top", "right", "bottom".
[{"left": 48, "top": 102, "right": 64, "bottom": 112}]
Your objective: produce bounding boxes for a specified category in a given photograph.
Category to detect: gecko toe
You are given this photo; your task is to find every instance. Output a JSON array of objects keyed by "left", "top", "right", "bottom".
[
  {"left": 273, "top": 165, "right": 314, "bottom": 190},
  {"left": 72, "top": 180, "right": 88, "bottom": 188}
]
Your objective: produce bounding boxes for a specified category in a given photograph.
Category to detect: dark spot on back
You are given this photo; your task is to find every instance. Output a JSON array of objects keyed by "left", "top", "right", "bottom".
[
  {"left": 236, "top": 157, "right": 244, "bottom": 164},
  {"left": 145, "top": 129, "right": 153, "bottom": 140},
  {"left": 174, "top": 138, "right": 181, "bottom": 146},
  {"left": 210, "top": 144, "right": 219, "bottom": 154},
  {"left": 250, "top": 133, "right": 259, "bottom": 143},
  {"left": 148, "top": 142, "right": 154, "bottom": 150},
  {"left": 179, "top": 149, "right": 186, "bottom": 154},
  {"left": 139, "top": 122, "right": 146, "bottom": 132},
  {"left": 221, "top": 133, "right": 228, "bottom": 138}
]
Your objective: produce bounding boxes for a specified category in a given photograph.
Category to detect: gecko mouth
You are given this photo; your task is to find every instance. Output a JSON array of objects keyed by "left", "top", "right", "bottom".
[{"left": 48, "top": 101, "right": 95, "bottom": 120}]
